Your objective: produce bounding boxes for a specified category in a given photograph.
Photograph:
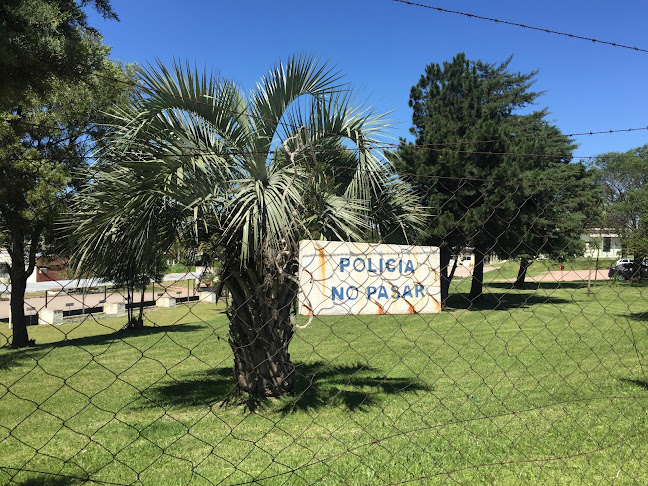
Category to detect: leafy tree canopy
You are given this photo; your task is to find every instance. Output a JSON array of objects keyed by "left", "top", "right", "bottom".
[
  {"left": 66, "top": 56, "right": 424, "bottom": 398},
  {"left": 396, "top": 53, "right": 590, "bottom": 298},
  {"left": 0, "top": 43, "right": 133, "bottom": 347},
  {"left": 592, "top": 144, "right": 648, "bottom": 262},
  {"left": 0, "top": 0, "right": 118, "bottom": 109}
]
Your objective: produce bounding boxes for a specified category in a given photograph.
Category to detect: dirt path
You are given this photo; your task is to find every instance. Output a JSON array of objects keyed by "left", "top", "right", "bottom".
[
  {"left": 452, "top": 265, "right": 498, "bottom": 278},
  {"left": 453, "top": 265, "right": 610, "bottom": 283},
  {"left": 523, "top": 269, "right": 610, "bottom": 283}
]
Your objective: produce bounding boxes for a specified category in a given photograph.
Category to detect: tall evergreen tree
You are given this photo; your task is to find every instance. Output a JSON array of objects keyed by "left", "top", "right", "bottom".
[
  {"left": 0, "top": 0, "right": 118, "bottom": 109},
  {"left": 397, "top": 53, "right": 542, "bottom": 302},
  {"left": 0, "top": 55, "right": 132, "bottom": 348},
  {"left": 493, "top": 119, "right": 598, "bottom": 288},
  {"left": 505, "top": 162, "right": 598, "bottom": 289},
  {"left": 397, "top": 53, "right": 595, "bottom": 299}
]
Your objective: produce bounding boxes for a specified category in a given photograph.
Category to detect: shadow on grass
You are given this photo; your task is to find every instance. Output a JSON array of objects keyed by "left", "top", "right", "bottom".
[
  {"left": 445, "top": 291, "right": 570, "bottom": 311},
  {"left": 620, "top": 378, "right": 648, "bottom": 391},
  {"left": 141, "top": 361, "right": 429, "bottom": 413},
  {"left": 485, "top": 281, "right": 588, "bottom": 291},
  {"left": 627, "top": 312, "right": 648, "bottom": 322},
  {"left": 2, "top": 469, "right": 85, "bottom": 485},
  {"left": 0, "top": 324, "right": 207, "bottom": 371},
  {"left": 44, "top": 323, "right": 208, "bottom": 350},
  {"left": 140, "top": 366, "right": 237, "bottom": 409},
  {"left": 17, "top": 477, "right": 81, "bottom": 486},
  {"left": 282, "top": 362, "right": 429, "bottom": 413},
  {"left": 0, "top": 346, "right": 39, "bottom": 371}
]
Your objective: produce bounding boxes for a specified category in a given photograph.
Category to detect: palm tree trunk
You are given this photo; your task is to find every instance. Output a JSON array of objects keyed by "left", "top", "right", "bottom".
[{"left": 226, "top": 264, "right": 297, "bottom": 398}]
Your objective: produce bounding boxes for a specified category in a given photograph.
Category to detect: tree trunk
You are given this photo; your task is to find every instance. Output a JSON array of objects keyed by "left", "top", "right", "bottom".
[
  {"left": 634, "top": 254, "right": 645, "bottom": 281},
  {"left": 9, "top": 231, "right": 34, "bottom": 348},
  {"left": 136, "top": 284, "right": 145, "bottom": 328},
  {"left": 126, "top": 284, "right": 135, "bottom": 328},
  {"left": 440, "top": 246, "right": 451, "bottom": 306},
  {"left": 9, "top": 267, "right": 29, "bottom": 348},
  {"left": 448, "top": 255, "right": 459, "bottom": 282},
  {"left": 514, "top": 258, "right": 531, "bottom": 289},
  {"left": 469, "top": 248, "right": 485, "bottom": 301},
  {"left": 226, "top": 263, "right": 298, "bottom": 398}
]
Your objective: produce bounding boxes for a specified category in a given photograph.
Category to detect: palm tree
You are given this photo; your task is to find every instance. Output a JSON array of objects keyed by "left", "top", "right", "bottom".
[{"left": 67, "top": 56, "right": 423, "bottom": 398}]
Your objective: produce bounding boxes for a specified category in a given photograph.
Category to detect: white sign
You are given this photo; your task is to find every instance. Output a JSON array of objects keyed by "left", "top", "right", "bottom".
[{"left": 298, "top": 240, "right": 441, "bottom": 316}]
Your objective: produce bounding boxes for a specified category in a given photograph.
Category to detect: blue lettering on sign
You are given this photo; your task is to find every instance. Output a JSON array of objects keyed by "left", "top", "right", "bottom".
[
  {"left": 353, "top": 258, "right": 366, "bottom": 272},
  {"left": 331, "top": 286, "right": 359, "bottom": 301},
  {"left": 339, "top": 258, "right": 350, "bottom": 272},
  {"left": 332, "top": 286, "right": 344, "bottom": 301},
  {"left": 347, "top": 286, "right": 359, "bottom": 300},
  {"left": 332, "top": 284, "right": 427, "bottom": 302},
  {"left": 368, "top": 258, "right": 378, "bottom": 273},
  {"left": 338, "top": 257, "right": 417, "bottom": 275},
  {"left": 332, "top": 255, "right": 427, "bottom": 304}
]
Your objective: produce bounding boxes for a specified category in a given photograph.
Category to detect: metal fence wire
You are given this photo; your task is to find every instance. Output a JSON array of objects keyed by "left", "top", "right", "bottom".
[{"left": 1, "top": 178, "right": 647, "bottom": 485}]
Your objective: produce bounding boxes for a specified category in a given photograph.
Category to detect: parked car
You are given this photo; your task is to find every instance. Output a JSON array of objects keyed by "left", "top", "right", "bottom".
[
  {"left": 616, "top": 257, "right": 633, "bottom": 266},
  {"left": 608, "top": 261, "right": 648, "bottom": 281},
  {"left": 616, "top": 258, "right": 633, "bottom": 265}
]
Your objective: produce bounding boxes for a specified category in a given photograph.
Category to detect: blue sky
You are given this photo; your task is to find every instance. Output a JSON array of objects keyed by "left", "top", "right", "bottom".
[{"left": 87, "top": 0, "right": 648, "bottom": 160}]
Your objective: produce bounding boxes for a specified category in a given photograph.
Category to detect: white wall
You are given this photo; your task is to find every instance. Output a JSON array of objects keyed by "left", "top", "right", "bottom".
[
  {"left": 0, "top": 250, "right": 38, "bottom": 284},
  {"left": 581, "top": 230, "right": 624, "bottom": 259}
]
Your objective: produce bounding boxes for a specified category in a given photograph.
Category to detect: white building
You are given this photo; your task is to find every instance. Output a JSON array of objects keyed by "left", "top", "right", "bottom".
[
  {"left": 0, "top": 249, "right": 39, "bottom": 285},
  {"left": 581, "top": 228, "right": 624, "bottom": 259},
  {"left": 0, "top": 250, "right": 10, "bottom": 282}
]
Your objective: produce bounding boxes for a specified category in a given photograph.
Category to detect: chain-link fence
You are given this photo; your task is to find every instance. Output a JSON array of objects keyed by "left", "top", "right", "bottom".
[
  {"left": 1, "top": 187, "right": 647, "bottom": 485},
  {"left": 2, "top": 51, "right": 647, "bottom": 485}
]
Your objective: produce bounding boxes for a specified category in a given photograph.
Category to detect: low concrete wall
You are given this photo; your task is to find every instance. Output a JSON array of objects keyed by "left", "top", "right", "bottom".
[
  {"left": 199, "top": 292, "right": 218, "bottom": 303},
  {"left": 39, "top": 309, "right": 63, "bottom": 326},
  {"left": 156, "top": 297, "right": 176, "bottom": 308},
  {"left": 104, "top": 302, "right": 126, "bottom": 316}
]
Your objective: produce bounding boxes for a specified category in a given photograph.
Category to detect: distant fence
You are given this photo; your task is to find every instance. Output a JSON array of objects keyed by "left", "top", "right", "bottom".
[{"left": 0, "top": 273, "right": 206, "bottom": 325}]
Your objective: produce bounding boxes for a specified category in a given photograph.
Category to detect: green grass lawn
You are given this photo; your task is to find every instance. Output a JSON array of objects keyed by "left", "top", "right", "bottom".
[{"left": 1, "top": 279, "right": 648, "bottom": 485}]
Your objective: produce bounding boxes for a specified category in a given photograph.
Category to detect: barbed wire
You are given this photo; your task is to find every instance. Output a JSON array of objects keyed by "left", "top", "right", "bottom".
[
  {"left": 0, "top": 158, "right": 600, "bottom": 187},
  {"left": 4, "top": 68, "right": 646, "bottom": 181},
  {"left": 2, "top": 134, "right": 647, "bottom": 165},
  {"left": 2, "top": 27, "right": 648, "bottom": 484},
  {"left": 6, "top": 104, "right": 647, "bottom": 152},
  {"left": 391, "top": 0, "right": 648, "bottom": 54}
]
